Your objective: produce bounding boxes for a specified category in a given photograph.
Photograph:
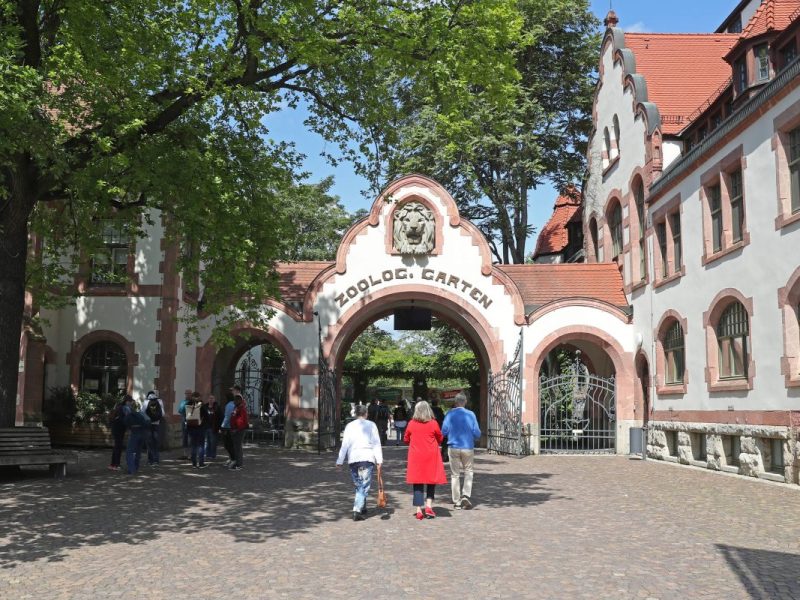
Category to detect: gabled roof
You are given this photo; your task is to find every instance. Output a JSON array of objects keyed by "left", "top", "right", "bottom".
[
  {"left": 532, "top": 189, "right": 582, "bottom": 259},
  {"left": 276, "top": 261, "right": 332, "bottom": 304},
  {"left": 496, "top": 263, "right": 628, "bottom": 309},
  {"left": 624, "top": 33, "right": 738, "bottom": 135},
  {"left": 739, "top": 0, "right": 800, "bottom": 40}
]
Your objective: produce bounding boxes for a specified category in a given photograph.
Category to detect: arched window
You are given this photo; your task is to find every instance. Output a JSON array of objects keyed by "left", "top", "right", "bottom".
[
  {"left": 80, "top": 342, "right": 127, "bottom": 394},
  {"left": 664, "top": 321, "right": 685, "bottom": 384},
  {"left": 716, "top": 301, "right": 749, "bottom": 379},
  {"left": 612, "top": 115, "right": 621, "bottom": 159},
  {"left": 589, "top": 218, "right": 599, "bottom": 261},
  {"left": 608, "top": 201, "right": 623, "bottom": 259},
  {"left": 603, "top": 127, "right": 612, "bottom": 168}
]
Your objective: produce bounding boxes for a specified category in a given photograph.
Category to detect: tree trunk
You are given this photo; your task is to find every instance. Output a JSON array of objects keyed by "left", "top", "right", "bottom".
[{"left": 0, "top": 217, "right": 29, "bottom": 427}]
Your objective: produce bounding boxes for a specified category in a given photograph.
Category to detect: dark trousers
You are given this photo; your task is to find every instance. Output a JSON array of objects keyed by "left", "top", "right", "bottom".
[
  {"left": 145, "top": 424, "right": 160, "bottom": 464},
  {"left": 181, "top": 419, "right": 189, "bottom": 454},
  {"left": 377, "top": 421, "right": 388, "bottom": 445},
  {"left": 126, "top": 427, "right": 144, "bottom": 474},
  {"left": 231, "top": 429, "right": 245, "bottom": 467},
  {"left": 412, "top": 484, "right": 436, "bottom": 507},
  {"left": 222, "top": 428, "right": 234, "bottom": 460},
  {"left": 189, "top": 427, "right": 206, "bottom": 466},
  {"left": 110, "top": 426, "right": 125, "bottom": 467}
]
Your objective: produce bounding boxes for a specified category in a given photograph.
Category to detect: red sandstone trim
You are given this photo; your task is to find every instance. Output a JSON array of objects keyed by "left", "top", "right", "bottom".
[
  {"left": 650, "top": 410, "right": 797, "bottom": 427},
  {"left": 653, "top": 309, "right": 689, "bottom": 396},
  {"left": 778, "top": 265, "right": 800, "bottom": 387}
]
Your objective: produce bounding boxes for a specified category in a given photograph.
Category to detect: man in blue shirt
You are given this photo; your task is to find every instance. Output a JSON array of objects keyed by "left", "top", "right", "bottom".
[{"left": 441, "top": 392, "right": 481, "bottom": 510}]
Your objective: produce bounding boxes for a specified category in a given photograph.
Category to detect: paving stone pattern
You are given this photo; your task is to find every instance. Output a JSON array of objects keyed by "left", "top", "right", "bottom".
[{"left": 1, "top": 447, "right": 799, "bottom": 599}]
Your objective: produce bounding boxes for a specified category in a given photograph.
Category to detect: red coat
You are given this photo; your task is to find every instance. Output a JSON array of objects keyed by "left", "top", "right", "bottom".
[{"left": 404, "top": 419, "right": 447, "bottom": 484}]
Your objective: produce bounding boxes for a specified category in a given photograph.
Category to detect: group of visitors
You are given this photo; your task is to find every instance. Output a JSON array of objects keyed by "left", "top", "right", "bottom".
[
  {"left": 108, "top": 385, "right": 250, "bottom": 474},
  {"left": 337, "top": 391, "right": 481, "bottom": 521}
]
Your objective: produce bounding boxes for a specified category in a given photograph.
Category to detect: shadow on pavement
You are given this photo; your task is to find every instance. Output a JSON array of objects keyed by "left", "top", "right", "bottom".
[
  {"left": 0, "top": 449, "right": 561, "bottom": 568},
  {"left": 716, "top": 544, "right": 800, "bottom": 599}
]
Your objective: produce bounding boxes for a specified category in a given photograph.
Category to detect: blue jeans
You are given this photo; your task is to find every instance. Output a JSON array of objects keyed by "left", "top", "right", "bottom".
[
  {"left": 110, "top": 425, "right": 125, "bottom": 467},
  {"left": 205, "top": 429, "right": 218, "bottom": 459},
  {"left": 189, "top": 428, "right": 206, "bottom": 466},
  {"left": 126, "top": 427, "right": 144, "bottom": 474},
  {"left": 145, "top": 424, "right": 160, "bottom": 464},
  {"left": 348, "top": 461, "right": 374, "bottom": 513}
]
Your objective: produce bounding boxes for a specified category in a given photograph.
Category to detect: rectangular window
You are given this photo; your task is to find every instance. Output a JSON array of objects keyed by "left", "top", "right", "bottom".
[
  {"left": 790, "top": 127, "right": 800, "bottom": 214},
  {"left": 711, "top": 112, "right": 722, "bottom": 131},
  {"left": 755, "top": 44, "right": 769, "bottom": 81},
  {"left": 670, "top": 212, "right": 682, "bottom": 271},
  {"left": 729, "top": 169, "right": 744, "bottom": 243},
  {"left": 656, "top": 222, "right": 668, "bottom": 278},
  {"left": 734, "top": 58, "right": 747, "bottom": 92},
  {"left": 709, "top": 184, "right": 723, "bottom": 253},
  {"left": 770, "top": 438, "right": 784, "bottom": 474},
  {"left": 780, "top": 41, "right": 797, "bottom": 70},
  {"left": 90, "top": 220, "right": 130, "bottom": 285}
]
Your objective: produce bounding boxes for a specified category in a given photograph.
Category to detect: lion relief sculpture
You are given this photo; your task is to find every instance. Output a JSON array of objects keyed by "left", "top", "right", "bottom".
[{"left": 392, "top": 201, "right": 435, "bottom": 255}]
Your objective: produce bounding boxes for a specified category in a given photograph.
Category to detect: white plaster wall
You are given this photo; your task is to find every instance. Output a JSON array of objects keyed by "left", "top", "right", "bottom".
[
  {"left": 41, "top": 297, "right": 160, "bottom": 401},
  {"left": 526, "top": 306, "right": 636, "bottom": 359},
  {"left": 662, "top": 140, "right": 683, "bottom": 170},
  {"left": 638, "top": 86, "right": 800, "bottom": 412}
]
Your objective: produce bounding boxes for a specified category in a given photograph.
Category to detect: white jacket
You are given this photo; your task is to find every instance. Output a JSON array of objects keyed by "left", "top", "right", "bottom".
[{"left": 336, "top": 418, "right": 383, "bottom": 465}]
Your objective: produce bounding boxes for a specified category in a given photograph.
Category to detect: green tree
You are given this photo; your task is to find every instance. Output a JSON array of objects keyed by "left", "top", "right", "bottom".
[
  {"left": 0, "top": 0, "right": 522, "bottom": 426},
  {"left": 386, "top": 0, "right": 599, "bottom": 263}
]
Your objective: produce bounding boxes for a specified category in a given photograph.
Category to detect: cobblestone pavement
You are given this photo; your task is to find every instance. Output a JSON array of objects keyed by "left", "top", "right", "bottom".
[{"left": 1, "top": 446, "right": 799, "bottom": 599}]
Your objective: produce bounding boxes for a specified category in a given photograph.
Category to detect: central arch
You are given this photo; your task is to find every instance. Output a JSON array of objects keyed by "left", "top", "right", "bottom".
[{"left": 323, "top": 285, "right": 508, "bottom": 440}]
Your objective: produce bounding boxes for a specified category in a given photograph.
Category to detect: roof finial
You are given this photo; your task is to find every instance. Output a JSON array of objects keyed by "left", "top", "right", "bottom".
[{"left": 604, "top": 9, "right": 619, "bottom": 28}]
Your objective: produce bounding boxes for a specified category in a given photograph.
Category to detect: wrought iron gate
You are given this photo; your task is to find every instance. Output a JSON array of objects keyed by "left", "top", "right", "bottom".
[
  {"left": 539, "top": 352, "right": 616, "bottom": 453},
  {"left": 487, "top": 332, "right": 524, "bottom": 455},
  {"left": 317, "top": 343, "right": 338, "bottom": 452},
  {"left": 235, "top": 349, "right": 287, "bottom": 422}
]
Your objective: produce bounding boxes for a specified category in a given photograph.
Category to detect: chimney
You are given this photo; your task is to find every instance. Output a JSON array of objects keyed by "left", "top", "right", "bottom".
[{"left": 604, "top": 10, "right": 619, "bottom": 28}]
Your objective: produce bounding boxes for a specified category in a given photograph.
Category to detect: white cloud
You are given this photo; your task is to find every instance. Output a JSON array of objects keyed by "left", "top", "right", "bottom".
[{"left": 623, "top": 21, "right": 651, "bottom": 33}]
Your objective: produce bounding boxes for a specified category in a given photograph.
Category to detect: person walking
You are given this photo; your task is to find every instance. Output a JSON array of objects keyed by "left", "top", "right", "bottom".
[
  {"left": 108, "top": 397, "right": 126, "bottom": 470},
  {"left": 336, "top": 404, "right": 384, "bottom": 521},
  {"left": 229, "top": 394, "right": 249, "bottom": 470},
  {"left": 178, "top": 388, "right": 192, "bottom": 460},
  {"left": 142, "top": 391, "right": 165, "bottom": 466},
  {"left": 392, "top": 401, "right": 408, "bottom": 446},
  {"left": 122, "top": 395, "right": 148, "bottom": 475},
  {"left": 441, "top": 392, "right": 481, "bottom": 510},
  {"left": 375, "top": 399, "right": 389, "bottom": 445},
  {"left": 431, "top": 397, "right": 448, "bottom": 463},
  {"left": 205, "top": 394, "right": 220, "bottom": 460},
  {"left": 220, "top": 391, "right": 236, "bottom": 467},
  {"left": 186, "top": 392, "right": 210, "bottom": 469},
  {"left": 404, "top": 400, "right": 447, "bottom": 520}
]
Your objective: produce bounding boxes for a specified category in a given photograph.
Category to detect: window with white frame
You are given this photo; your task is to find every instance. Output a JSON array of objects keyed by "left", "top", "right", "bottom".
[
  {"left": 90, "top": 220, "right": 130, "bottom": 285},
  {"left": 717, "top": 301, "right": 749, "bottom": 379},
  {"left": 754, "top": 44, "right": 769, "bottom": 81}
]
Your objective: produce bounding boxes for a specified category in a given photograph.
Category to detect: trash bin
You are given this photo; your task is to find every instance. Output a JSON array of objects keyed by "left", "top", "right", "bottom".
[{"left": 629, "top": 427, "right": 645, "bottom": 457}]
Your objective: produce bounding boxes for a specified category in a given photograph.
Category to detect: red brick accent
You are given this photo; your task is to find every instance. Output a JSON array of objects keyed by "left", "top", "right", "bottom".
[
  {"left": 153, "top": 226, "right": 180, "bottom": 415},
  {"left": 651, "top": 410, "right": 796, "bottom": 427},
  {"left": 526, "top": 297, "right": 630, "bottom": 324},
  {"left": 654, "top": 310, "right": 689, "bottom": 396}
]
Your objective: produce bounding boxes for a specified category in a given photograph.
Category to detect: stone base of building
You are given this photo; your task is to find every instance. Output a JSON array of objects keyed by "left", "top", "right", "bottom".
[{"left": 647, "top": 421, "right": 799, "bottom": 485}]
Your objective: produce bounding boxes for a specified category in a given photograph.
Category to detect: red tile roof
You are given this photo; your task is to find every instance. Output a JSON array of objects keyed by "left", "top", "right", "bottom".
[
  {"left": 624, "top": 33, "right": 738, "bottom": 135},
  {"left": 497, "top": 263, "right": 628, "bottom": 309},
  {"left": 276, "top": 261, "right": 332, "bottom": 304},
  {"left": 739, "top": 0, "right": 800, "bottom": 40},
  {"left": 532, "top": 189, "right": 582, "bottom": 258}
]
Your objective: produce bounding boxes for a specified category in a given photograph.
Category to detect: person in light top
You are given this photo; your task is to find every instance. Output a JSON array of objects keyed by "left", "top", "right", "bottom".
[{"left": 336, "top": 404, "right": 384, "bottom": 521}]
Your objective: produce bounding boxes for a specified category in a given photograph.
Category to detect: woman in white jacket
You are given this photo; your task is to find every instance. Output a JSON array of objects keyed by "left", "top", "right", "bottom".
[{"left": 336, "top": 404, "right": 384, "bottom": 521}]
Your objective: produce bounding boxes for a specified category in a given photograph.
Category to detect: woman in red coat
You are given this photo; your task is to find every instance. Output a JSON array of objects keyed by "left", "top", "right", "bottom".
[{"left": 404, "top": 400, "right": 448, "bottom": 519}]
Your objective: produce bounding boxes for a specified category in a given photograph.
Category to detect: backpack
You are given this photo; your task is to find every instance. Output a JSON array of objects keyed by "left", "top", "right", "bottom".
[
  {"left": 146, "top": 398, "right": 162, "bottom": 422},
  {"left": 186, "top": 401, "right": 202, "bottom": 426}
]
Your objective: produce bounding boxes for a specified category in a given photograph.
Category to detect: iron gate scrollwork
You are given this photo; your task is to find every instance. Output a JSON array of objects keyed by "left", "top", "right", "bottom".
[
  {"left": 539, "top": 352, "right": 616, "bottom": 453},
  {"left": 317, "top": 343, "right": 338, "bottom": 452},
  {"left": 236, "top": 349, "right": 286, "bottom": 424},
  {"left": 487, "top": 331, "right": 524, "bottom": 455}
]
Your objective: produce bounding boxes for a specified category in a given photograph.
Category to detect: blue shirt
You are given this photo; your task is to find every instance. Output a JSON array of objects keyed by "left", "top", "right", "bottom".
[
  {"left": 441, "top": 407, "right": 481, "bottom": 449},
  {"left": 220, "top": 400, "right": 236, "bottom": 428}
]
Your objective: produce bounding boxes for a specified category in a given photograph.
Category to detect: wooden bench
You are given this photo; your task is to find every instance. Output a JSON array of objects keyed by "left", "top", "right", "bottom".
[{"left": 0, "top": 427, "right": 77, "bottom": 478}]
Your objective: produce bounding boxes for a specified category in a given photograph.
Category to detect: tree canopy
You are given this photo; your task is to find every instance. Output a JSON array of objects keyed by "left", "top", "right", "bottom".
[
  {"left": 0, "top": 0, "right": 525, "bottom": 426},
  {"left": 385, "top": 0, "right": 599, "bottom": 263}
]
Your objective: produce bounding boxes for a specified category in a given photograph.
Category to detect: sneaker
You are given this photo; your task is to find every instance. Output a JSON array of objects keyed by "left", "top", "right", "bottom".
[
  {"left": 223, "top": 460, "right": 232, "bottom": 467},
  {"left": 453, "top": 503, "right": 462, "bottom": 510},
  {"left": 198, "top": 464, "right": 208, "bottom": 469},
  {"left": 424, "top": 507, "right": 436, "bottom": 519},
  {"left": 353, "top": 511, "right": 365, "bottom": 521},
  {"left": 231, "top": 465, "right": 243, "bottom": 470},
  {"left": 460, "top": 496, "right": 472, "bottom": 510},
  {"left": 108, "top": 465, "right": 119, "bottom": 471},
  {"left": 360, "top": 506, "right": 367, "bottom": 516},
  {"left": 192, "top": 464, "right": 198, "bottom": 469},
  {"left": 415, "top": 511, "right": 424, "bottom": 521}
]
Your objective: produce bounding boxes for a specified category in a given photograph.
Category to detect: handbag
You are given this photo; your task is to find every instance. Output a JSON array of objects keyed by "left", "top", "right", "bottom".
[
  {"left": 376, "top": 466, "right": 388, "bottom": 508},
  {"left": 186, "top": 402, "right": 202, "bottom": 425}
]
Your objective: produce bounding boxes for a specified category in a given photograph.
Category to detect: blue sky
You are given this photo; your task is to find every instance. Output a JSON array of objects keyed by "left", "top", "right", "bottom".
[{"left": 265, "top": 1, "right": 739, "bottom": 252}]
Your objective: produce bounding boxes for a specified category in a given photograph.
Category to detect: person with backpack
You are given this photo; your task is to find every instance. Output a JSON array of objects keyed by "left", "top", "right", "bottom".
[
  {"left": 122, "top": 394, "right": 149, "bottom": 475},
  {"left": 108, "top": 397, "right": 127, "bottom": 471},
  {"left": 229, "top": 394, "right": 249, "bottom": 470},
  {"left": 186, "top": 392, "right": 210, "bottom": 469},
  {"left": 143, "top": 391, "right": 164, "bottom": 466},
  {"left": 392, "top": 401, "right": 408, "bottom": 446}
]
